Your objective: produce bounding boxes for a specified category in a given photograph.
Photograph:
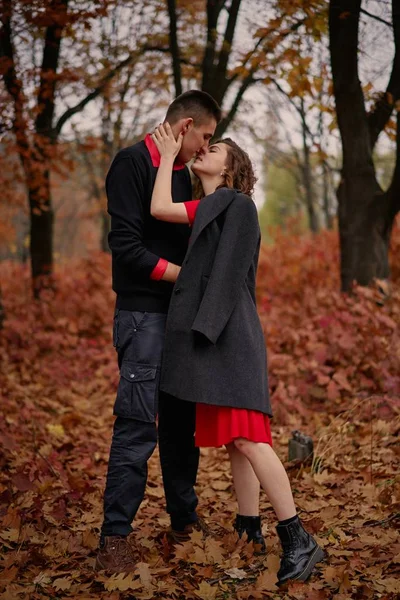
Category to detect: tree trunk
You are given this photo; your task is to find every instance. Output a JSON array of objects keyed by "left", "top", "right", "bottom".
[
  {"left": 167, "top": 0, "right": 182, "bottom": 96},
  {"left": 300, "top": 100, "right": 319, "bottom": 233},
  {"left": 301, "top": 165, "right": 319, "bottom": 233},
  {"left": 165, "top": 0, "right": 246, "bottom": 137},
  {"left": 329, "top": 0, "right": 400, "bottom": 290},
  {"left": 321, "top": 163, "right": 331, "bottom": 229},
  {"left": 337, "top": 175, "right": 391, "bottom": 290},
  {"left": 28, "top": 167, "right": 54, "bottom": 295},
  {"left": 2, "top": 0, "right": 130, "bottom": 294}
]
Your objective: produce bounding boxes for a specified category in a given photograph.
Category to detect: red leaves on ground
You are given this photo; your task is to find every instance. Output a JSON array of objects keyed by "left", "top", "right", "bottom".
[{"left": 0, "top": 224, "right": 399, "bottom": 598}]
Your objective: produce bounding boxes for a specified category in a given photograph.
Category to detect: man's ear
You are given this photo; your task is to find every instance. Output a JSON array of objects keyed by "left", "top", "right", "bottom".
[{"left": 181, "top": 118, "right": 193, "bottom": 134}]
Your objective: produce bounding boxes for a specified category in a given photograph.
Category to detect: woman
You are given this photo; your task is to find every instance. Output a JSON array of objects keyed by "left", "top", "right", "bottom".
[{"left": 150, "top": 123, "right": 324, "bottom": 585}]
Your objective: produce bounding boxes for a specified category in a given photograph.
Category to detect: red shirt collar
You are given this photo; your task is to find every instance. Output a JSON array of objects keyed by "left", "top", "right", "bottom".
[{"left": 144, "top": 134, "right": 185, "bottom": 170}]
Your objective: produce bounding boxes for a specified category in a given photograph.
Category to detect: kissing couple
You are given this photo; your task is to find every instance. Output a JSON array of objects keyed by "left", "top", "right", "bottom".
[{"left": 95, "top": 90, "right": 324, "bottom": 586}]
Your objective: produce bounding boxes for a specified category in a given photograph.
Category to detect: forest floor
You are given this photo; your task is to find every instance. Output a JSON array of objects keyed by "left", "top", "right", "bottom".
[{"left": 0, "top": 226, "right": 399, "bottom": 599}]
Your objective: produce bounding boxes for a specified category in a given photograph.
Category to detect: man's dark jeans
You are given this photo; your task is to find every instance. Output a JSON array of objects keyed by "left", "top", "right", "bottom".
[{"left": 101, "top": 310, "right": 199, "bottom": 538}]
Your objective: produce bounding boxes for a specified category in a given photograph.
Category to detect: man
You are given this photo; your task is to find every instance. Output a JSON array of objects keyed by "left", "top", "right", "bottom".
[{"left": 96, "top": 90, "right": 221, "bottom": 572}]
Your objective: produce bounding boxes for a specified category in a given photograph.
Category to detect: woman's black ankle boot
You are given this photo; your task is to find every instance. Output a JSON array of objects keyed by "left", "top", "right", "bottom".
[
  {"left": 234, "top": 515, "right": 266, "bottom": 552},
  {"left": 276, "top": 515, "right": 325, "bottom": 585}
]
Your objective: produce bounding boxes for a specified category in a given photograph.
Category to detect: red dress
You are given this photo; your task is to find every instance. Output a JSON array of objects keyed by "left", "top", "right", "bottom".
[{"left": 183, "top": 201, "right": 273, "bottom": 449}]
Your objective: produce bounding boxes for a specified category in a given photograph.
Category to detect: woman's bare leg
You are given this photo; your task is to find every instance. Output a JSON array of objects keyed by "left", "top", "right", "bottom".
[
  {"left": 229, "top": 438, "right": 324, "bottom": 584},
  {"left": 225, "top": 442, "right": 260, "bottom": 516},
  {"left": 232, "top": 438, "right": 296, "bottom": 521}
]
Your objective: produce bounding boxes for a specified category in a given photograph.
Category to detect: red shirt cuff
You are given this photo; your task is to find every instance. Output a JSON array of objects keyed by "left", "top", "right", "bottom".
[{"left": 150, "top": 258, "right": 168, "bottom": 281}]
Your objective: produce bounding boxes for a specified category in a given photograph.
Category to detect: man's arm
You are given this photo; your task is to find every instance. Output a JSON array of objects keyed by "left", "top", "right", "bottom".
[{"left": 107, "top": 154, "right": 180, "bottom": 282}]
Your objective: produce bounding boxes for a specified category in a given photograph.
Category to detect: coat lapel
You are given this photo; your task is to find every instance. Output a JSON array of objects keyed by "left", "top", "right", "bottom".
[{"left": 187, "top": 188, "right": 237, "bottom": 252}]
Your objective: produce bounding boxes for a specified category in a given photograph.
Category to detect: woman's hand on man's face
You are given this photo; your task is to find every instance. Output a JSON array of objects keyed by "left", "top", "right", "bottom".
[{"left": 152, "top": 122, "right": 183, "bottom": 160}]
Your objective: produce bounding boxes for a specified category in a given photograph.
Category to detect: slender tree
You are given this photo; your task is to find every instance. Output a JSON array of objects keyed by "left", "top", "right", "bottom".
[
  {"left": 329, "top": 0, "right": 400, "bottom": 290},
  {"left": 0, "top": 0, "right": 137, "bottom": 295},
  {"left": 145, "top": 0, "right": 326, "bottom": 138}
]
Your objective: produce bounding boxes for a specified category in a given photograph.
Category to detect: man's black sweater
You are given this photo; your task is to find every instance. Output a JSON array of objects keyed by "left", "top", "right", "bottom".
[{"left": 107, "top": 140, "right": 192, "bottom": 313}]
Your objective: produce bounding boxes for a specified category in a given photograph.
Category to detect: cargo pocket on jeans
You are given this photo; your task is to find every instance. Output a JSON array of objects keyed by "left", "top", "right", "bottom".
[{"left": 113, "top": 362, "right": 158, "bottom": 422}]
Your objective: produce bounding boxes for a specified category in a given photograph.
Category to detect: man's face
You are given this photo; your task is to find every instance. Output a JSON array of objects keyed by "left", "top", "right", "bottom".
[{"left": 178, "top": 118, "right": 217, "bottom": 163}]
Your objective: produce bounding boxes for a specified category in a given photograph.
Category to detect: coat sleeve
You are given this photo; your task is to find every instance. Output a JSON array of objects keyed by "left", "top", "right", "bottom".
[
  {"left": 107, "top": 155, "right": 160, "bottom": 277},
  {"left": 191, "top": 196, "right": 260, "bottom": 344}
]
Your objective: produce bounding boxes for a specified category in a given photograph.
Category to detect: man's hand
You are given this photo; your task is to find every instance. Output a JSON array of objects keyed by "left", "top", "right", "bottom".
[{"left": 152, "top": 122, "right": 183, "bottom": 160}]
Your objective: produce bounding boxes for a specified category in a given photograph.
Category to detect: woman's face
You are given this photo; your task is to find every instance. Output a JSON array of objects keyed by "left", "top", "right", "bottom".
[{"left": 191, "top": 143, "right": 229, "bottom": 178}]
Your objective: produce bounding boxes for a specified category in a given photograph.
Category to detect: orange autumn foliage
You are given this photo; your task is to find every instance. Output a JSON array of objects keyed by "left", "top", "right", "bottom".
[
  {"left": 1, "top": 222, "right": 399, "bottom": 409},
  {"left": 256, "top": 222, "right": 400, "bottom": 422}
]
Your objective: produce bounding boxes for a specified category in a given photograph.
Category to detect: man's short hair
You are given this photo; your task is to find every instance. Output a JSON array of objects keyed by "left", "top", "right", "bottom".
[{"left": 166, "top": 90, "right": 221, "bottom": 126}]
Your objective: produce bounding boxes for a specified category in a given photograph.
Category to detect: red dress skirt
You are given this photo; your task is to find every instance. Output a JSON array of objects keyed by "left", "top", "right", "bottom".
[
  {"left": 195, "top": 403, "right": 273, "bottom": 448},
  {"left": 183, "top": 201, "right": 273, "bottom": 449}
]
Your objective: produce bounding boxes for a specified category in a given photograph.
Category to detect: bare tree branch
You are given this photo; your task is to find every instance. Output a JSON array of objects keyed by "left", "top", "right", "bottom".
[
  {"left": 54, "top": 54, "right": 137, "bottom": 136},
  {"left": 216, "top": 0, "right": 242, "bottom": 83},
  {"left": 35, "top": 0, "right": 69, "bottom": 138},
  {"left": 266, "top": 77, "right": 338, "bottom": 177},
  {"left": 360, "top": 8, "right": 392, "bottom": 28},
  {"left": 216, "top": 72, "right": 255, "bottom": 136},
  {"left": 268, "top": 78, "right": 316, "bottom": 142},
  {"left": 142, "top": 45, "right": 198, "bottom": 67},
  {"left": 368, "top": 0, "right": 400, "bottom": 148},
  {"left": 222, "top": 15, "right": 310, "bottom": 99}
]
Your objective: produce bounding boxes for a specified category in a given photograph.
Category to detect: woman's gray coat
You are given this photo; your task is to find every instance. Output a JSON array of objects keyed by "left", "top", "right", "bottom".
[{"left": 160, "top": 187, "right": 272, "bottom": 416}]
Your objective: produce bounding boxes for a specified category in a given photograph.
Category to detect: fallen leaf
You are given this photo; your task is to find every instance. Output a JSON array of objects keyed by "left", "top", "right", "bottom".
[
  {"left": 211, "top": 480, "right": 231, "bottom": 491},
  {"left": 195, "top": 581, "right": 217, "bottom": 599},
  {"left": 205, "top": 538, "right": 225, "bottom": 564},
  {"left": 46, "top": 424, "right": 65, "bottom": 438},
  {"left": 52, "top": 577, "right": 72, "bottom": 591},
  {"left": 135, "top": 562, "right": 153, "bottom": 589},
  {"left": 0, "top": 529, "right": 19, "bottom": 542},
  {"left": 255, "top": 569, "right": 278, "bottom": 591},
  {"left": 224, "top": 567, "right": 247, "bottom": 580},
  {"left": 103, "top": 572, "right": 142, "bottom": 592},
  {"left": 33, "top": 572, "right": 52, "bottom": 587},
  {"left": 266, "top": 553, "right": 280, "bottom": 574},
  {"left": 0, "top": 566, "right": 18, "bottom": 585},
  {"left": 81, "top": 529, "right": 98, "bottom": 550},
  {"left": 11, "top": 472, "right": 34, "bottom": 492}
]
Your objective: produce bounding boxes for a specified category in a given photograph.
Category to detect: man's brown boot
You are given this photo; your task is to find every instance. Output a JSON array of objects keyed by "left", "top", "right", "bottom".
[
  {"left": 167, "top": 517, "right": 213, "bottom": 544},
  {"left": 95, "top": 536, "right": 136, "bottom": 572}
]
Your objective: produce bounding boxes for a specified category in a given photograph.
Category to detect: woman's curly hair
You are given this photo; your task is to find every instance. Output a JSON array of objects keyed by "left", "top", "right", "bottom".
[
  {"left": 216, "top": 138, "right": 257, "bottom": 197},
  {"left": 193, "top": 138, "right": 257, "bottom": 199}
]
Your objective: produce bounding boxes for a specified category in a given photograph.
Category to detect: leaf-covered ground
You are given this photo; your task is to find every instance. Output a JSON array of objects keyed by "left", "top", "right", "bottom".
[{"left": 0, "top": 225, "right": 399, "bottom": 599}]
